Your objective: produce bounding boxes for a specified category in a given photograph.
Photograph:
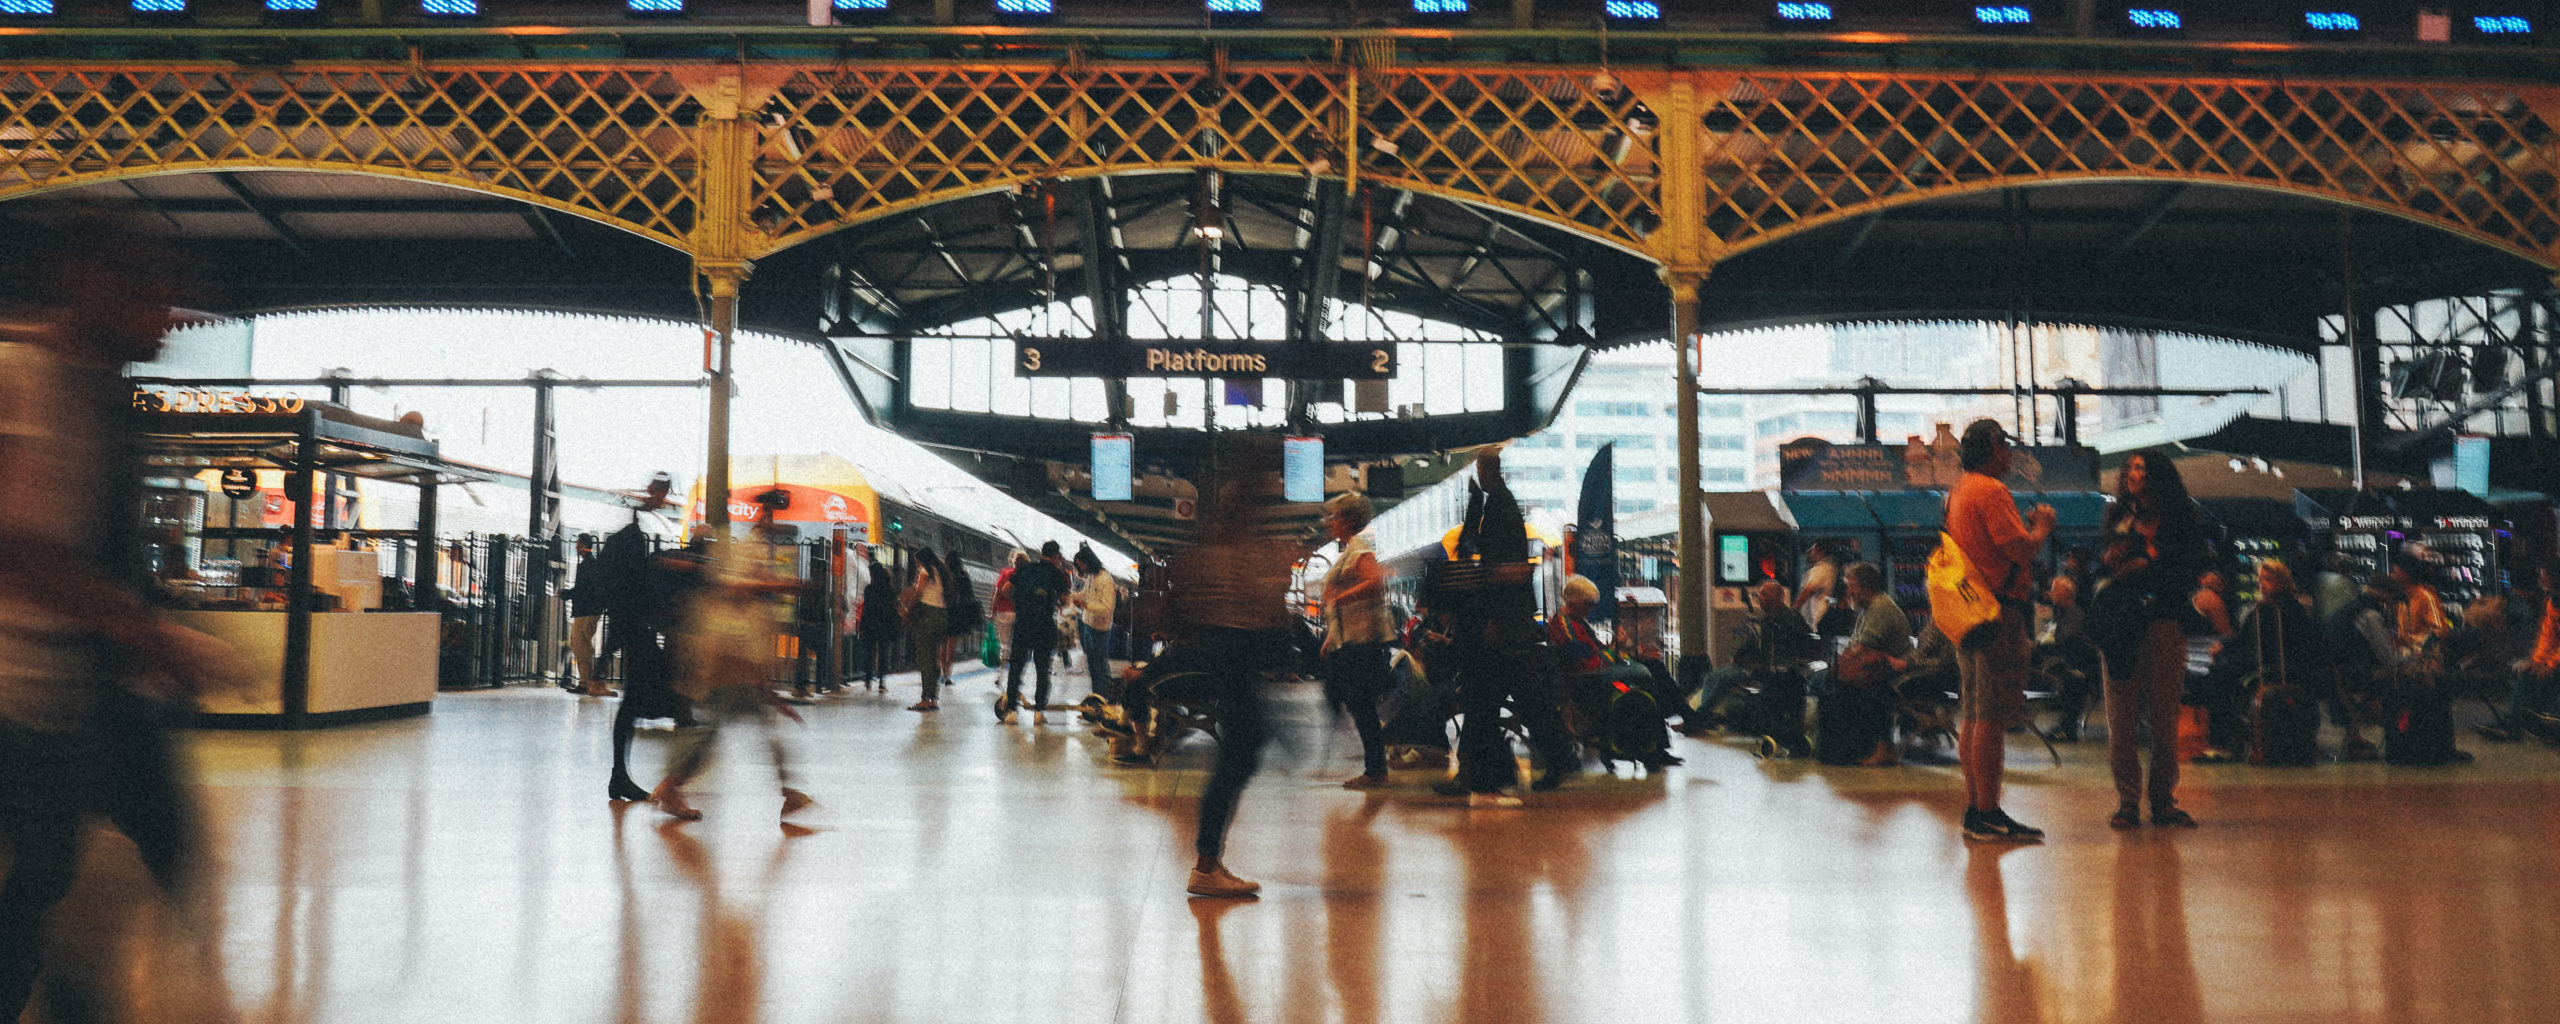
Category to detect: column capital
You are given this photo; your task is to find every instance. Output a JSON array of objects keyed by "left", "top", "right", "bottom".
[
  {"left": 695, "top": 258, "right": 757, "bottom": 293},
  {"left": 1657, "top": 262, "right": 1714, "bottom": 301}
]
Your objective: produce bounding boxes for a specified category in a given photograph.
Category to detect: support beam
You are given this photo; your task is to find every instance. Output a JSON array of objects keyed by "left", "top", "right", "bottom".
[
  {"left": 1668, "top": 269, "right": 1708, "bottom": 675},
  {"left": 1077, "top": 177, "right": 1132, "bottom": 425},
  {"left": 211, "top": 172, "right": 311, "bottom": 259},
  {"left": 702, "top": 261, "right": 751, "bottom": 530},
  {"left": 2106, "top": 183, "right": 2190, "bottom": 257}
]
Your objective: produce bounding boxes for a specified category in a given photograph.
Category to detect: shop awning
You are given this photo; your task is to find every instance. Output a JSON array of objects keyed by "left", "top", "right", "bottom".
[
  {"left": 2027, "top": 492, "right": 2109, "bottom": 531},
  {"left": 1703, "top": 491, "right": 1793, "bottom": 533},
  {"left": 1782, "top": 492, "right": 1881, "bottom": 531},
  {"left": 1866, "top": 491, "right": 1946, "bottom": 532},
  {"left": 2200, "top": 498, "right": 2309, "bottom": 538}
]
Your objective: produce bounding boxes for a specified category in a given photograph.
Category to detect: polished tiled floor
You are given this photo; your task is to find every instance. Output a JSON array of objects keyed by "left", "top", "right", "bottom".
[{"left": 36, "top": 665, "right": 2560, "bottom": 1024}]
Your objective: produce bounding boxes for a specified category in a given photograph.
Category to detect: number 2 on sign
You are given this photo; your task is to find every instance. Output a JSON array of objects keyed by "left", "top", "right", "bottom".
[
  {"left": 1371, "top": 349, "right": 1390, "bottom": 375},
  {"left": 1022, "top": 347, "right": 1042, "bottom": 372}
]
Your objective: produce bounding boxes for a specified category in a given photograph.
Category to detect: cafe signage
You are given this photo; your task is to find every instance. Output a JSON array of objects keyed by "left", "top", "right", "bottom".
[
  {"left": 1779, "top": 438, "right": 2099, "bottom": 492},
  {"left": 132, "top": 389, "right": 306, "bottom": 415}
]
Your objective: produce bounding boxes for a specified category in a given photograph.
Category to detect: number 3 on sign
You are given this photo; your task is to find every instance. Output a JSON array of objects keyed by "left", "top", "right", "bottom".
[
  {"left": 1370, "top": 349, "right": 1390, "bottom": 375},
  {"left": 1021, "top": 347, "right": 1042, "bottom": 372}
]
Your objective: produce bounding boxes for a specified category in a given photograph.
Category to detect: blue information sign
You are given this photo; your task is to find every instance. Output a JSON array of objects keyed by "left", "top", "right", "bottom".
[
  {"left": 1091, "top": 434, "right": 1133, "bottom": 502},
  {"left": 1283, "top": 436, "right": 1324, "bottom": 503}
]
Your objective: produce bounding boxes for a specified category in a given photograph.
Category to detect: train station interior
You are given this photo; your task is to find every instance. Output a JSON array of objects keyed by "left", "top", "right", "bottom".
[{"left": 6, "top": 3, "right": 2560, "bottom": 1022}]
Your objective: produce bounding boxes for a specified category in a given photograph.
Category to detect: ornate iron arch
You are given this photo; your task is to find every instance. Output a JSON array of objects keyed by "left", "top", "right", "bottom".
[
  {"left": 741, "top": 63, "right": 1664, "bottom": 262},
  {"left": 1685, "top": 71, "right": 2560, "bottom": 271},
  {"left": 0, "top": 65, "right": 708, "bottom": 249}
]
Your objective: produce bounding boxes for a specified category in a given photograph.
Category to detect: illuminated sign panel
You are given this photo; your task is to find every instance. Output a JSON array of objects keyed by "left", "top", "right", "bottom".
[
  {"left": 1206, "top": 0, "right": 1261, "bottom": 12},
  {"left": 1604, "top": 0, "right": 1661, "bottom": 20},
  {"left": 2126, "top": 7, "right": 2179, "bottom": 30},
  {"left": 0, "top": 0, "right": 55, "bottom": 11},
  {"left": 626, "top": 0, "right": 684, "bottom": 12},
  {"left": 1014, "top": 340, "right": 1397, "bottom": 380},
  {"left": 2474, "top": 15, "right": 2531, "bottom": 34},
  {"left": 994, "top": 0, "right": 1051, "bottom": 13},
  {"left": 421, "top": 0, "right": 475, "bottom": 13},
  {"left": 1774, "top": 1, "right": 1832, "bottom": 20},
  {"left": 1975, "top": 5, "right": 2032, "bottom": 26},
  {"left": 1410, "top": 0, "right": 1468, "bottom": 14},
  {"left": 2302, "top": 11, "right": 2360, "bottom": 32},
  {"left": 1090, "top": 435, "right": 1133, "bottom": 503},
  {"left": 131, "top": 0, "right": 187, "bottom": 11},
  {"left": 1283, "top": 437, "right": 1324, "bottom": 504}
]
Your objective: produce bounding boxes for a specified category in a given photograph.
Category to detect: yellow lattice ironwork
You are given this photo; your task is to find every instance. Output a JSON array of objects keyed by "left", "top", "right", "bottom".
[
  {"left": 1695, "top": 73, "right": 2560, "bottom": 265},
  {"left": 7, "top": 60, "right": 2560, "bottom": 269},
  {"left": 747, "top": 64, "right": 1660, "bottom": 257},
  {"left": 0, "top": 66, "right": 705, "bottom": 247}
]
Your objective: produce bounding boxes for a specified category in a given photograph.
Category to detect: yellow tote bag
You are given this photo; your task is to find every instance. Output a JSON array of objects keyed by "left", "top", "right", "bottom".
[{"left": 1924, "top": 531, "right": 2001, "bottom": 644}]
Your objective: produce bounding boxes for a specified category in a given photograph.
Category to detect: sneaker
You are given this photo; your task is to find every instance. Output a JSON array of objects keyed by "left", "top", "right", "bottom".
[
  {"left": 1962, "top": 808, "right": 2030, "bottom": 843},
  {"left": 779, "top": 788, "right": 814, "bottom": 818},
  {"left": 1186, "top": 868, "right": 1261, "bottom": 898},
  {"left": 1468, "top": 791, "right": 1524, "bottom": 809},
  {"left": 907, "top": 700, "right": 939, "bottom": 712},
  {"left": 993, "top": 694, "right": 1015, "bottom": 724},
  {"left": 2151, "top": 805, "right": 2197, "bottom": 828},
  {"left": 1987, "top": 808, "right": 2044, "bottom": 840},
  {"left": 2108, "top": 804, "right": 2142, "bottom": 830},
  {"left": 1341, "top": 774, "right": 1389, "bottom": 790}
]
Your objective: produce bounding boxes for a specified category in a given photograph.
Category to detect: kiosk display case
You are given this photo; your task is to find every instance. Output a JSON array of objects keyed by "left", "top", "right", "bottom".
[{"left": 137, "top": 395, "right": 478, "bottom": 728}]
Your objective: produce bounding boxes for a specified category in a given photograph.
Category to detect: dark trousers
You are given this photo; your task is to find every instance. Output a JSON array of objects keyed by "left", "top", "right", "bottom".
[
  {"left": 1007, "top": 625, "right": 1059, "bottom": 708},
  {"left": 1, "top": 700, "right": 192, "bottom": 1022},
  {"left": 1454, "top": 643, "right": 1574, "bottom": 793},
  {"left": 1186, "top": 626, "right": 1293, "bottom": 863},
  {"left": 1324, "top": 642, "right": 1393, "bottom": 778}
]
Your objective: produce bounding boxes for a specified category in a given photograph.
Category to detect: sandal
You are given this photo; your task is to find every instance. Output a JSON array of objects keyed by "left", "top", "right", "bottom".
[{"left": 2108, "top": 804, "right": 2142, "bottom": 830}]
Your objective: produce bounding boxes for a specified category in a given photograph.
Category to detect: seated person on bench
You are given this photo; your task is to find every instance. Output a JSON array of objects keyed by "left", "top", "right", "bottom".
[
  {"left": 1700, "top": 581, "right": 1823, "bottom": 753},
  {"left": 1548, "top": 574, "right": 1682, "bottom": 767}
]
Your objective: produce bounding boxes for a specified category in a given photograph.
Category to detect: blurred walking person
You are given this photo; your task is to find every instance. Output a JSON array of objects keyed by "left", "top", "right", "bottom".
[
  {"left": 651, "top": 535, "right": 813, "bottom": 822},
  {"left": 855, "top": 555, "right": 902, "bottom": 692},
  {"left": 0, "top": 211, "right": 243, "bottom": 1021},
  {"left": 1074, "top": 546, "right": 1120, "bottom": 699},
  {"left": 1176, "top": 440, "right": 1304, "bottom": 898}
]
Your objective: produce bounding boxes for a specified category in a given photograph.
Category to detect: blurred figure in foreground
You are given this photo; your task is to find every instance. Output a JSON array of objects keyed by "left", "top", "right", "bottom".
[
  {"left": 1174, "top": 438, "right": 1303, "bottom": 898},
  {"left": 0, "top": 211, "right": 243, "bottom": 1021},
  {"left": 650, "top": 527, "right": 814, "bottom": 823}
]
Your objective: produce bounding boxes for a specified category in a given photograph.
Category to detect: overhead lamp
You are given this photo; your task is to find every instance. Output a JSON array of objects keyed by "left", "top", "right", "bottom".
[
  {"left": 2463, "top": 13, "right": 2535, "bottom": 43},
  {"left": 993, "top": 0, "right": 1052, "bottom": 23},
  {"left": 1973, "top": 4, "right": 2034, "bottom": 32},
  {"left": 1771, "top": 2, "right": 1835, "bottom": 30},
  {"left": 1604, "top": 0, "right": 1663, "bottom": 27},
  {"left": 2119, "top": 6, "right": 2183, "bottom": 37},
  {"left": 625, "top": 0, "right": 684, "bottom": 17},
  {"left": 263, "top": 0, "right": 321, "bottom": 23},
  {"left": 1206, "top": 0, "right": 1262, "bottom": 23},
  {"left": 1410, "top": 0, "right": 1469, "bottom": 24},
  {"left": 828, "top": 0, "right": 887, "bottom": 23},
  {"left": 2299, "top": 9, "right": 2363, "bottom": 40}
]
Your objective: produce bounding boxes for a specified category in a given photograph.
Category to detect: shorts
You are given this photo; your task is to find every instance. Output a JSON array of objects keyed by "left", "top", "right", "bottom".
[{"left": 1956, "top": 600, "right": 2030, "bottom": 728}]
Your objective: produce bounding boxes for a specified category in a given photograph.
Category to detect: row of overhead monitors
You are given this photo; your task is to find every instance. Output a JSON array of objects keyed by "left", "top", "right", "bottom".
[{"left": 2, "top": 0, "right": 2540, "bottom": 44}]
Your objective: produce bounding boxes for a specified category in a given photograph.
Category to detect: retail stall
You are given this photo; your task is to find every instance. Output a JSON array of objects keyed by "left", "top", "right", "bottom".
[
  {"left": 2292, "top": 487, "right": 2508, "bottom": 611},
  {"left": 1702, "top": 490, "right": 1797, "bottom": 665},
  {"left": 137, "top": 394, "right": 466, "bottom": 728}
]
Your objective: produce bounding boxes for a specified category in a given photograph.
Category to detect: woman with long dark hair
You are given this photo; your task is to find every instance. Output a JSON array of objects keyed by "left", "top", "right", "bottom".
[
  {"left": 941, "top": 551, "right": 986, "bottom": 694},
  {"left": 856, "top": 557, "right": 902, "bottom": 692},
  {"left": 2094, "top": 449, "right": 2209, "bottom": 829},
  {"left": 905, "top": 548, "right": 948, "bottom": 711}
]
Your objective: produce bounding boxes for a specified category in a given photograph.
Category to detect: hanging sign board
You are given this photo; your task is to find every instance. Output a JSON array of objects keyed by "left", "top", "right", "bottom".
[
  {"left": 1015, "top": 340, "right": 1396, "bottom": 380},
  {"left": 1282, "top": 436, "right": 1324, "bottom": 503},
  {"left": 1779, "top": 438, "right": 2099, "bottom": 492},
  {"left": 132, "top": 389, "right": 306, "bottom": 415},
  {"left": 1091, "top": 434, "right": 1133, "bottom": 502},
  {"left": 219, "top": 468, "right": 258, "bottom": 499}
]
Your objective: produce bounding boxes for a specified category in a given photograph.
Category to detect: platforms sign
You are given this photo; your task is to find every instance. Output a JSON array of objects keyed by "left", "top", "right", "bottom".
[{"left": 1016, "top": 339, "right": 1396, "bottom": 380}]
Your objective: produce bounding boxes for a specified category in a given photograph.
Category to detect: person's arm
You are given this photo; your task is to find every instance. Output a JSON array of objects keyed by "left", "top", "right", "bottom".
[
  {"left": 2354, "top": 609, "right": 2401, "bottom": 667},
  {"left": 1330, "top": 550, "right": 1384, "bottom": 608}
]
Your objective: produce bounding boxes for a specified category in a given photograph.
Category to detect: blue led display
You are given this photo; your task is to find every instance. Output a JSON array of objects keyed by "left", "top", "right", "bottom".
[
  {"left": 993, "top": 0, "right": 1050, "bottom": 13},
  {"left": 1975, "top": 5, "right": 2031, "bottom": 25},
  {"left": 1775, "top": 1, "right": 1832, "bottom": 19},
  {"left": 626, "top": 0, "right": 683, "bottom": 11},
  {"left": 265, "top": 0, "right": 317, "bottom": 10},
  {"left": 0, "top": 0, "right": 55, "bottom": 13},
  {"left": 2475, "top": 15, "right": 2531, "bottom": 34},
  {"left": 834, "top": 0, "right": 888, "bottom": 9},
  {"left": 421, "top": 0, "right": 475, "bottom": 13},
  {"left": 1206, "top": 0, "right": 1261, "bottom": 13},
  {"left": 2126, "top": 8, "right": 2179, "bottom": 29},
  {"left": 2302, "top": 11, "right": 2360, "bottom": 32},
  {"left": 1410, "top": 0, "right": 1468, "bottom": 14},
  {"left": 1605, "top": 0, "right": 1661, "bottom": 19},
  {"left": 131, "top": 0, "right": 186, "bottom": 11}
]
